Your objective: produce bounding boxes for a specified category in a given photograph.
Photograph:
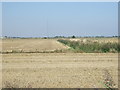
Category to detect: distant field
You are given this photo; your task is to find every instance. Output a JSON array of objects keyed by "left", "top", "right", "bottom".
[
  {"left": 2, "top": 38, "right": 119, "bottom": 88},
  {"left": 69, "top": 37, "right": 118, "bottom": 43},
  {"left": 2, "top": 38, "right": 69, "bottom": 53}
]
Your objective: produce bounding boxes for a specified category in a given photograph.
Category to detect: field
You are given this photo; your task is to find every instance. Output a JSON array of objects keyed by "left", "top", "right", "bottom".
[
  {"left": 2, "top": 39, "right": 69, "bottom": 53},
  {"left": 2, "top": 38, "right": 118, "bottom": 88}
]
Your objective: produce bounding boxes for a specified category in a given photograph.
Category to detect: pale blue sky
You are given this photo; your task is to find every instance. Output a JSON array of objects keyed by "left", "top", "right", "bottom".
[
  {"left": 2, "top": 2, "right": 118, "bottom": 37},
  {"left": 0, "top": 2, "right": 2, "bottom": 37}
]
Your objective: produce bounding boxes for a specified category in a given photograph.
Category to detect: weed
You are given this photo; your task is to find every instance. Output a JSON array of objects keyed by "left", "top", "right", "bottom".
[{"left": 58, "top": 39, "right": 120, "bottom": 53}]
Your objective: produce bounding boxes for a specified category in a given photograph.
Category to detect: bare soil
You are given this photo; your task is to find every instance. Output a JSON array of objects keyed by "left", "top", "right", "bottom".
[{"left": 2, "top": 53, "right": 118, "bottom": 88}]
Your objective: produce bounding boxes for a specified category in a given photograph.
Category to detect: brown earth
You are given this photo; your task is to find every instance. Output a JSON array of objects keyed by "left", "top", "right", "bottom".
[{"left": 2, "top": 53, "right": 118, "bottom": 88}]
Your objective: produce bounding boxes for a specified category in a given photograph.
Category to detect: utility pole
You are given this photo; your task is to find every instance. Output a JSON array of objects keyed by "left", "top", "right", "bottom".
[{"left": 47, "top": 17, "right": 48, "bottom": 38}]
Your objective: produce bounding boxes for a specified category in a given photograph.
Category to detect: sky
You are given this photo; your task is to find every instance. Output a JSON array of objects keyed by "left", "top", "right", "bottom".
[
  {"left": 0, "top": 2, "right": 2, "bottom": 37},
  {"left": 2, "top": 2, "right": 118, "bottom": 37}
]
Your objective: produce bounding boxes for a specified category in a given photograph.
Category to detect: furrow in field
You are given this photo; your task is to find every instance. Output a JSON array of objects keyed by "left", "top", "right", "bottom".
[{"left": 2, "top": 53, "right": 118, "bottom": 88}]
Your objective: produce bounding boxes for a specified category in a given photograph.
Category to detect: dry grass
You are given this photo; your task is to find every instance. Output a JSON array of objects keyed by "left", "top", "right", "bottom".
[
  {"left": 2, "top": 53, "right": 118, "bottom": 88},
  {"left": 69, "top": 37, "right": 118, "bottom": 43},
  {"left": 2, "top": 38, "right": 69, "bottom": 53}
]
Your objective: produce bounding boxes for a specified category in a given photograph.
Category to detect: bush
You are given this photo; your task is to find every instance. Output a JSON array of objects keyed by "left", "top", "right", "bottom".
[
  {"left": 58, "top": 39, "right": 120, "bottom": 53},
  {"left": 72, "top": 35, "right": 76, "bottom": 38}
]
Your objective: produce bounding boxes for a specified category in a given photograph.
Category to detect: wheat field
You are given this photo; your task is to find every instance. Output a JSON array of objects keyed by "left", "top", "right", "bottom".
[{"left": 2, "top": 38, "right": 69, "bottom": 53}]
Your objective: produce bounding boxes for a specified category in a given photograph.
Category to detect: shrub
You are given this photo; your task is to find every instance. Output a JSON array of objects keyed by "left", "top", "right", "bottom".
[
  {"left": 72, "top": 35, "right": 76, "bottom": 38},
  {"left": 58, "top": 39, "right": 120, "bottom": 53}
]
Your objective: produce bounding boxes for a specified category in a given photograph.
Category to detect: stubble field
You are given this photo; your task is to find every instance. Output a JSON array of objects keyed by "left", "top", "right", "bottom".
[
  {"left": 2, "top": 39, "right": 69, "bottom": 53},
  {"left": 2, "top": 38, "right": 118, "bottom": 88}
]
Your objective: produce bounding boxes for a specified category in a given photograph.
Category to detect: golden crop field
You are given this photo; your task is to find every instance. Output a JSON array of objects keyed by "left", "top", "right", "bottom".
[
  {"left": 69, "top": 37, "right": 118, "bottom": 43},
  {"left": 1, "top": 38, "right": 118, "bottom": 88},
  {"left": 2, "top": 38, "right": 69, "bottom": 53}
]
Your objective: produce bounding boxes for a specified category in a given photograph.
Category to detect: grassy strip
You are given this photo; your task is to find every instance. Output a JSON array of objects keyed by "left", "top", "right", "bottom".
[
  {"left": 58, "top": 39, "right": 120, "bottom": 53},
  {"left": 1, "top": 49, "right": 69, "bottom": 54}
]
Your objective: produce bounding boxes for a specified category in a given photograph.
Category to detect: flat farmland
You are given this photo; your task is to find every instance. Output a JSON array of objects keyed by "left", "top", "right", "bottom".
[
  {"left": 69, "top": 37, "right": 118, "bottom": 43},
  {"left": 2, "top": 38, "right": 118, "bottom": 88},
  {"left": 2, "top": 39, "right": 69, "bottom": 53}
]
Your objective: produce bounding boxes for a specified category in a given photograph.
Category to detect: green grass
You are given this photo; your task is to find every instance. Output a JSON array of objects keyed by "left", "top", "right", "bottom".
[{"left": 58, "top": 39, "right": 120, "bottom": 53}]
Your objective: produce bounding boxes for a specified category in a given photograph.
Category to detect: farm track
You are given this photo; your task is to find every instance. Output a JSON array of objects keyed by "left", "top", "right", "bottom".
[{"left": 2, "top": 53, "right": 118, "bottom": 88}]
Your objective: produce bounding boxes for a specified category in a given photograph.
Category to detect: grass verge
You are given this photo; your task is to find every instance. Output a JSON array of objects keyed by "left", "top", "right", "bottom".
[{"left": 57, "top": 39, "right": 120, "bottom": 53}]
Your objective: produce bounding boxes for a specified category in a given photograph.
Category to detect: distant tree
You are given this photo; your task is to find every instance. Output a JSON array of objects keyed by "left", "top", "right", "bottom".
[
  {"left": 43, "top": 37, "right": 47, "bottom": 39},
  {"left": 113, "top": 36, "right": 118, "bottom": 37},
  {"left": 72, "top": 35, "right": 76, "bottom": 38},
  {"left": 4, "top": 36, "right": 7, "bottom": 38}
]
